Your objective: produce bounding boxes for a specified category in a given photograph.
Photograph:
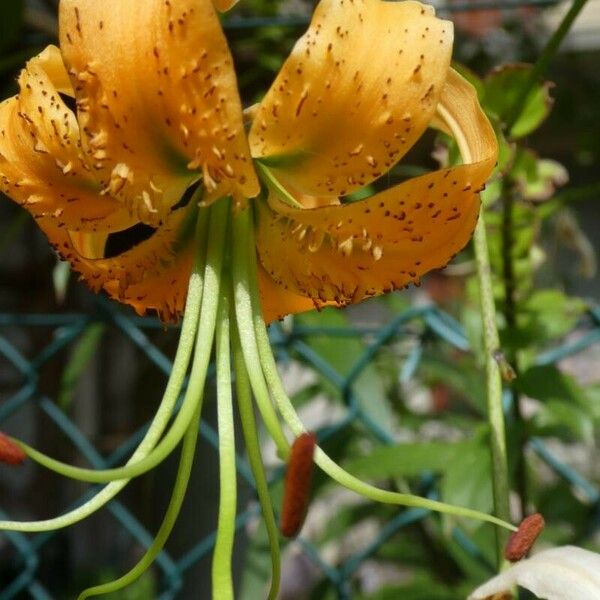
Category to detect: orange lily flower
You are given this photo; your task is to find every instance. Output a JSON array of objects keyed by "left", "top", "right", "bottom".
[
  {"left": 0, "top": 0, "right": 496, "bottom": 323},
  {"left": 0, "top": 1, "right": 507, "bottom": 599}
]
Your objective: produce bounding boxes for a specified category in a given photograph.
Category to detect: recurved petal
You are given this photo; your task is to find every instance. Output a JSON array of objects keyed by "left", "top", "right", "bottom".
[
  {"left": 0, "top": 46, "right": 133, "bottom": 233},
  {"left": 59, "top": 0, "right": 258, "bottom": 224},
  {"left": 255, "top": 69, "right": 497, "bottom": 309},
  {"left": 37, "top": 206, "right": 194, "bottom": 322},
  {"left": 249, "top": 0, "right": 452, "bottom": 197},
  {"left": 257, "top": 261, "right": 317, "bottom": 323},
  {"left": 212, "top": 0, "right": 240, "bottom": 11}
]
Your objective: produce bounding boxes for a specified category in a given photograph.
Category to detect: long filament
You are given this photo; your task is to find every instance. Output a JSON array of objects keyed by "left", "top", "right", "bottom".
[
  {"left": 0, "top": 210, "right": 210, "bottom": 532},
  {"left": 212, "top": 282, "right": 237, "bottom": 600},
  {"left": 12, "top": 201, "right": 229, "bottom": 484},
  {"left": 231, "top": 208, "right": 289, "bottom": 458},
  {"left": 232, "top": 325, "right": 281, "bottom": 600},
  {"left": 243, "top": 207, "right": 517, "bottom": 533}
]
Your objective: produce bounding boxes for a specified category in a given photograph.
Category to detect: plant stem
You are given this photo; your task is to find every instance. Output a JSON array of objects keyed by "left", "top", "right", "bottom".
[
  {"left": 212, "top": 283, "right": 237, "bottom": 600},
  {"left": 473, "top": 216, "right": 512, "bottom": 562},
  {"left": 505, "top": 0, "right": 589, "bottom": 132}
]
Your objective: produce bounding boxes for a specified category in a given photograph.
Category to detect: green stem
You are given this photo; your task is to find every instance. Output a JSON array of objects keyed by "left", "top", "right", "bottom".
[
  {"left": 12, "top": 203, "right": 229, "bottom": 484},
  {"left": 473, "top": 216, "right": 512, "bottom": 560},
  {"left": 77, "top": 405, "right": 202, "bottom": 599},
  {"left": 233, "top": 325, "right": 281, "bottom": 600},
  {"left": 505, "top": 0, "right": 589, "bottom": 132},
  {"left": 231, "top": 207, "right": 289, "bottom": 458},
  {"left": 212, "top": 283, "right": 237, "bottom": 600},
  {"left": 0, "top": 210, "right": 210, "bottom": 532}
]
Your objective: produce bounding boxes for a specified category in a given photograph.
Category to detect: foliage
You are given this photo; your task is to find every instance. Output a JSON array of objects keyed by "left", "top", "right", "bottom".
[{"left": 0, "top": 1, "right": 598, "bottom": 600}]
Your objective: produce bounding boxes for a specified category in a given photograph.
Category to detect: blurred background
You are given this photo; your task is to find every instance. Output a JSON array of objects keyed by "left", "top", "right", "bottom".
[{"left": 0, "top": 1, "right": 599, "bottom": 599}]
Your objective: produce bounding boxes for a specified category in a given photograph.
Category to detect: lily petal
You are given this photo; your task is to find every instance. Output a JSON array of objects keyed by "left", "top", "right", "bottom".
[
  {"left": 257, "top": 261, "right": 317, "bottom": 323},
  {"left": 0, "top": 47, "right": 133, "bottom": 233},
  {"left": 469, "top": 546, "right": 600, "bottom": 600},
  {"left": 255, "top": 69, "right": 497, "bottom": 309},
  {"left": 212, "top": 0, "right": 240, "bottom": 11},
  {"left": 59, "top": 0, "right": 259, "bottom": 224},
  {"left": 249, "top": 0, "right": 452, "bottom": 198},
  {"left": 36, "top": 206, "right": 193, "bottom": 322}
]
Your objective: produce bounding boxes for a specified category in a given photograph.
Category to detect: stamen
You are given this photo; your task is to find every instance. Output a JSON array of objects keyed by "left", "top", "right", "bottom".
[
  {"left": 0, "top": 213, "right": 209, "bottom": 534},
  {"left": 280, "top": 432, "right": 317, "bottom": 538},
  {"left": 212, "top": 283, "right": 237, "bottom": 600},
  {"left": 0, "top": 433, "right": 26, "bottom": 466},
  {"left": 505, "top": 513, "right": 545, "bottom": 562},
  {"left": 233, "top": 337, "right": 281, "bottom": 600},
  {"left": 235, "top": 210, "right": 517, "bottom": 533}
]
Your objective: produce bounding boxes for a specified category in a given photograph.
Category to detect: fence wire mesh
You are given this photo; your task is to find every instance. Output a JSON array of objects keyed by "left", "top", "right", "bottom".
[{"left": 0, "top": 296, "right": 599, "bottom": 599}]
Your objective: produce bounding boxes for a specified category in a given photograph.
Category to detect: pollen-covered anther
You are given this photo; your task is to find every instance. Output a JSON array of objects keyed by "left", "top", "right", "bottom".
[{"left": 0, "top": 432, "right": 26, "bottom": 466}]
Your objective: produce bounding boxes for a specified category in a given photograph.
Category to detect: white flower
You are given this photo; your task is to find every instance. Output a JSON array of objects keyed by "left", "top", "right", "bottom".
[{"left": 469, "top": 546, "right": 600, "bottom": 600}]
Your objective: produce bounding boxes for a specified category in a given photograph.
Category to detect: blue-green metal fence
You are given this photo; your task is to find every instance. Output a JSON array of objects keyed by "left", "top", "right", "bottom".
[{"left": 0, "top": 295, "right": 599, "bottom": 599}]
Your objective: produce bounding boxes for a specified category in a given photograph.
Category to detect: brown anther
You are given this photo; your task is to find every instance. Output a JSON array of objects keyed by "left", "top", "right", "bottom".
[
  {"left": 505, "top": 513, "right": 545, "bottom": 562},
  {"left": 0, "top": 433, "right": 26, "bottom": 466}
]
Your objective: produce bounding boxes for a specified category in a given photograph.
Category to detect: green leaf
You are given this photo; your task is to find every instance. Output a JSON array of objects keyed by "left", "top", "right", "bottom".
[
  {"left": 514, "top": 364, "right": 587, "bottom": 407},
  {"left": 483, "top": 64, "right": 553, "bottom": 139},
  {"left": 510, "top": 148, "right": 568, "bottom": 201},
  {"left": 296, "top": 308, "right": 397, "bottom": 437},
  {"left": 356, "top": 571, "right": 473, "bottom": 600},
  {"left": 57, "top": 324, "right": 105, "bottom": 411},
  {"left": 522, "top": 289, "right": 587, "bottom": 342},
  {"left": 344, "top": 440, "right": 472, "bottom": 480},
  {"left": 441, "top": 431, "right": 493, "bottom": 529},
  {"left": 533, "top": 400, "right": 594, "bottom": 443},
  {"left": 0, "top": 1, "right": 24, "bottom": 54}
]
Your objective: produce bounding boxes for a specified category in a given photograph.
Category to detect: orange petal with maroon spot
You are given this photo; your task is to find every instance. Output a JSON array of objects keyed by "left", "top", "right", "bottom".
[
  {"left": 36, "top": 206, "right": 194, "bottom": 322},
  {"left": 257, "top": 261, "right": 317, "bottom": 323},
  {"left": 0, "top": 47, "right": 134, "bottom": 233},
  {"left": 255, "top": 68, "right": 497, "bottom": 310},
  {"left": 59, "top": 0, "right": 259, "bottom": 225},
  {"left": 249, "top": 0, "right": 452, "bottom": 197}
]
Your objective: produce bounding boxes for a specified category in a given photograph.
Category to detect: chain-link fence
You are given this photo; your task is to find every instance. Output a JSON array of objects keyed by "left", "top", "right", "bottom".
[{"left": 1, "top": 295, "right": 599, "bottom": 599}]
